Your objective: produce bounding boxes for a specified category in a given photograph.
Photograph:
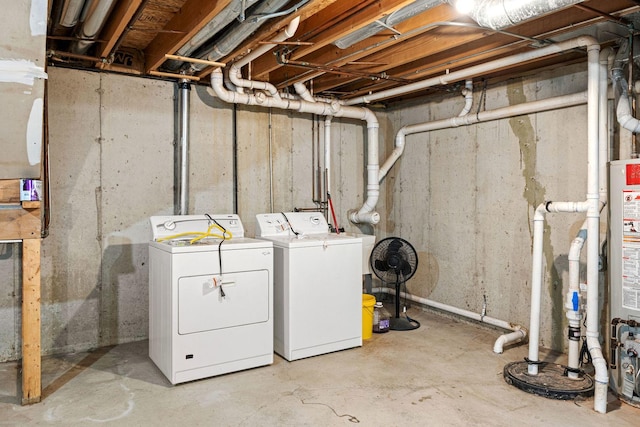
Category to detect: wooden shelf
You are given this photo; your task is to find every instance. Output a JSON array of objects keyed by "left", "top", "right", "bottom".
[{"left": 1, "top": 179, "right": 42, "bottom": 404}]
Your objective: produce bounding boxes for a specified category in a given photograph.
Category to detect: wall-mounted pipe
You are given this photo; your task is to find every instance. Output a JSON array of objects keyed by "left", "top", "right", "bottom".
[
  {"left": 211, "top": 68, "right": 381, "bottom": 224},
  {"left": 379, "top": 91, "right": 588, "bottom": 182},
  {"left": 176, "top": 80, "right": 191, "bottom": 215},
  {"left": 447, "top": 0, "right": 585, "bottom": 31},
  {"left": 372, "top": 287, "right": 527, "bottom": 353},
  {"left": 345, "top": 36, "right": 598, "bottom": 106}
]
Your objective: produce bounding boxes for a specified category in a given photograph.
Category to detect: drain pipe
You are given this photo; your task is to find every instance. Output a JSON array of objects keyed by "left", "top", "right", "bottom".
[
  {"left": 345, "top": 36, "right": 599, "bottom": 106},
  {"left": 211, "top": 70, "right": 380, "bottom": 224},
  {"left": 379, "top": 92, "right": 588, "bottom": 181},
  {"left": 176, "top": 80, "right": 190, "bottom": 215},
  {"left": 228, "top": 17, "right": 301, "bottom": 98},
  {"left": 564, "top": 47, "right": 614, "bottom": 381},
  {"left": 458, "top": 80, "right": 473, "bottom": 117},
  {"left": 372, "top": 286, "right": 527, "bottom": 352}
]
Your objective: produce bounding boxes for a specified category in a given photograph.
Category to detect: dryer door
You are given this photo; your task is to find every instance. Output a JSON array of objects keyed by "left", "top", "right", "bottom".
[{"left": 178, "top": 270, "right": 269, "bottom": 334}]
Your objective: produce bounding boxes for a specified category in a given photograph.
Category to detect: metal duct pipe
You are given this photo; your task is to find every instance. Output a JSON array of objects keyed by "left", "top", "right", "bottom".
[
  {"left": 447, "top": 0, "right": 585, "bottom": 30},
  {"left": 71, "top": 0, "right": 117, "bottom": 54},
  {"left": 334, "top": 0, "right": 444, "bottom": 49},
  {"left": 176, "top": 81, "right": 191, "bottom": 215},
  {"left": 189, "top": 0, "right": 291, "bottom": 71},
  {"left": 164, "top": 0, "right": 262, "bottom": 71},
  {"left": 59, "top": 0, "right": 88, "bottom": 27}
]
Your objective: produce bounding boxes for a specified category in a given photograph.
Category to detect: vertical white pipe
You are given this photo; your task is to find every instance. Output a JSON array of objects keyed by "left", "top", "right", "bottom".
[
  {"left": 528, "top": 205, "right": 547, "bottom": 375},
  {"left": 586, "top": 43, "right": 608, "bottom": 414},
  {"left": 566, "top": 227, "right": 586, "bottom": 380}
]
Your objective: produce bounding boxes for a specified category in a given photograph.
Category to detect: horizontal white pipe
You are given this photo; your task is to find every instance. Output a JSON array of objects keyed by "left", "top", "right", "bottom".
[
  {"left": 379, "top": 92, "right": 588, "bottom": 181},
  {"left": 372, "top": 287, "right": 527, "bottom": 352},
  {"left": 211, "top": 69, "right": 381, "bottom": 225},
  {"left": 494, "top": 330, "right": 527, "bottom": 354},
  {"left": 345, "top": 36, "right": 598, "bottom": 106}
]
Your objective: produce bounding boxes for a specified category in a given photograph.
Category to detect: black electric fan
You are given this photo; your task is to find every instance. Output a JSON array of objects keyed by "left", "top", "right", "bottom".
[{"left": 370, "top": 237, "right": 420, "bottom": 331}]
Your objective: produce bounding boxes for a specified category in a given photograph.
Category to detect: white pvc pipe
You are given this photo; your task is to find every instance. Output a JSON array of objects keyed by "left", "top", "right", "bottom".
[
  {"left": 228, "top": 17, "right": 300, "bottom": 98},
  {"left": 585, "top": 43, "right": 608, "bottom": 414},
  {"left": 458, "top": 80, "right": 473, "bottom": 117},
  {"left": 566, "top": 226, "right": 586, "bottom": 380},
  {"left": 211, "top": 69, "right": 381, "bottom": 224},
  {"left": 379, "top": 92, "right": 588, "bottom": 181},
  {"left": 345, "top": 36, "right": 599, "bottom": 106},
  {"left": 372, "top": 287, "right": 527, "bottom": 352}
]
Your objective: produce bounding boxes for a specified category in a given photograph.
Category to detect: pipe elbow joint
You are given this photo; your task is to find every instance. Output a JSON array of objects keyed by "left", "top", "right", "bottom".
[{"left": 350, "top": 210, "right": 380, "bottom": 225}]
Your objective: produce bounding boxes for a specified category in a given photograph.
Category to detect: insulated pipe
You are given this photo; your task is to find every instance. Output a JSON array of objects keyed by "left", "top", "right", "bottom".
[
  {"left": 211, "top": 69, "right": 381, "bottom": 224},
  {"left": 447, "top": 0, "right": 584, "bottom": 30},
  {"left": 71, "top": 0, "right": 117, "bottom": 54},
  {"left": 379, "top": 92, "right": 588, "bottom": 181},
  {"left": 228, "top": 17, "right": 300, "bottom": 98},
  {"left": 372, "top": 287, "right": 528, "bottom": 352},
  {"left": 177, "top": 81, "right": 191, "bottom": 215},
  {"left": 345, "top": 36, "right": 598, "bottom": 106}
]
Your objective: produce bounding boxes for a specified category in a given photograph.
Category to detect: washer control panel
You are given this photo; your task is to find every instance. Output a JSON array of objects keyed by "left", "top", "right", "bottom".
[{"left": 255, "top": 212, "right": 329, "bottom": 237}]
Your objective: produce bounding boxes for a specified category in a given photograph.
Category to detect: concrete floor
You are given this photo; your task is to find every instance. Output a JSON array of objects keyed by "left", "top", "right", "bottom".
[{"left": 1, "top": 308, "right": 639, "bottom": 426}]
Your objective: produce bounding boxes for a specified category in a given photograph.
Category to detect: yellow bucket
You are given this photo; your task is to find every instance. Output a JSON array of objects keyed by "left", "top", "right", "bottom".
[{"left": 362, "top": 294, "right": 376, "bottom": 340}]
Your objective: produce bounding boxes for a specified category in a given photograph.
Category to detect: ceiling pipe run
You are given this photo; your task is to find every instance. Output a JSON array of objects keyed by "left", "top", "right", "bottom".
[
  {"left": 164, "top": 0, "right": 262, "bottom": 71},
  {"left": 211, "top": 68, "right": 381, "bottom": 224},
  {"left": 448, "top": 0, "right": 585, "bottom": 30},
  {"left": 345, "top": 37, "right": 596, "bottom": 106},
  {"left": 227, "top": 17, "right": 301, "bottom": 98},
  {"left": 70, "top": 0, "right": 117, "bottom": 54},
  {"left": 188, "top": 0, "right": 291, "bottom": 72}
]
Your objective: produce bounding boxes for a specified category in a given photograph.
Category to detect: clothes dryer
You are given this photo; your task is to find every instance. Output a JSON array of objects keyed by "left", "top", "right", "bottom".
[
  {"left": 149, "top": 214, "right": 273, "bottom": 384},
  {"left": 255, "top": 212, "right": 362, "bottom": 361}
]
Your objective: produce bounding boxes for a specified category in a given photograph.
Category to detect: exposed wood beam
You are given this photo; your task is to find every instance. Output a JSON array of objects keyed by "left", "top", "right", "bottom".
[
  {"left": 262, "top": 4, "right": 460, "bottom": 86},
  {"left": 197, "top": 0, "right": 341, "bottom": 79},
  {"left": 144, "top": 0, "right": 234, "bottom": 73},
  {"left": 96, "top": 0, "right": 145, "bottom": 60}
]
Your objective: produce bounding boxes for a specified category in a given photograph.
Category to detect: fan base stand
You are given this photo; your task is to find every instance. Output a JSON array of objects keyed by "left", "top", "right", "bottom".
[{"left": 390, "top": 316, "right": 419, "bottom": 331}]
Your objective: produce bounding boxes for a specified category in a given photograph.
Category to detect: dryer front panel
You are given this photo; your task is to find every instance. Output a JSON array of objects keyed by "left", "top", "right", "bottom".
[{"left": 178, "top": 270, "right": 269, "bottom": 334}]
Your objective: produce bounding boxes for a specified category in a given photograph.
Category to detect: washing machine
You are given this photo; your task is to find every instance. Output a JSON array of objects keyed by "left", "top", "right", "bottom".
[
  {"left": 255, "top": 212, "right": 363, "bottom": 361},
  {"left": 148, "top": 214, "right": 273, "bottom": 384}
]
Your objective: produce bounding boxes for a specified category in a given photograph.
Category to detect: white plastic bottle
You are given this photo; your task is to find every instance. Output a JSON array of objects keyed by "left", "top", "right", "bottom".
[{"left": 373, "top": 302, "right": 390, "bottom": 333}]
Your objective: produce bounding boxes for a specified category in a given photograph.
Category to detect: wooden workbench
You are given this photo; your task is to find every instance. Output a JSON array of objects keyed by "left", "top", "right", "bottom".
[{"left": 0, "top": 179, "right": 42, "bottom": 404}]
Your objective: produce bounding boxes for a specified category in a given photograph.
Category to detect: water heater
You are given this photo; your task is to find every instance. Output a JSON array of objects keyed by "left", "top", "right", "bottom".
[{"left": 609, "top": 159, "right": 640, "bottom": 406}]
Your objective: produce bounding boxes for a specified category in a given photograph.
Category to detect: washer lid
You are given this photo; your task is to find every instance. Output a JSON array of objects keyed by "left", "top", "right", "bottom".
[{"left": 258, "top": 233, "right": 362, "bottom": 248}]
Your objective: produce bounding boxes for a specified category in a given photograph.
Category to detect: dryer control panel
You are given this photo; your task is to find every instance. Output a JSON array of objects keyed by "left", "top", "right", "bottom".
[{"left": 255, "top": 212, "right": 329, "bottom": 237}]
